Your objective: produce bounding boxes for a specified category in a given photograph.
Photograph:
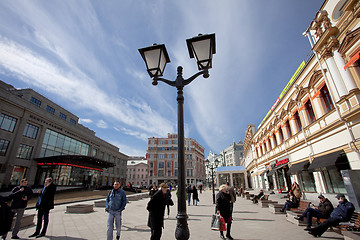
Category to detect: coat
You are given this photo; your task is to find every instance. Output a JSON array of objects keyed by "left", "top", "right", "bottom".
[
  {"left": 216, "top": 191, "right": 231, "bottom": 222},
  {"left": 0, "top": 196, "right": 14, "bottom": 236},
  {"left": 318, "top": 198, "right": 334, "bottom": 218},
  {"left": 192, "top": 187, "right": 199, "bottom": 201},
  {"left": 228, "top": 186, "right": 236, "bottom": 203},
  {"left": 330, "top": 199, "right": 355, "bottom": 222},
  {"left": 291, "top": 183, "right": 302, "bottom": 199},
  {"left": 147, "top": 190, "right": 166, "bottom": 229},
  {"left": 9, "top": 185, "right": 33, "bottom": 209},
  {"left": 36, "top": 182, "right": 56, "bottom": 210}
]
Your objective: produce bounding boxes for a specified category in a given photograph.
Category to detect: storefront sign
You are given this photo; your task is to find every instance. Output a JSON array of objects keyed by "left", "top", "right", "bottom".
[
  {"left": 275, "top": 158, "right": 289, "bottom": 166},
  {"left": 37, "top": 162, "right": 103, "bottom": 172}
]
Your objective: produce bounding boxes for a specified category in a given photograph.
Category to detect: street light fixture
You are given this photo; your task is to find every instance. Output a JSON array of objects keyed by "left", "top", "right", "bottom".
[
  {"left": 139, "top": 33, "right": 216, "bottom": 240},
  {"left": 205, "top": 158, "right": 219, "bottom": 204}
]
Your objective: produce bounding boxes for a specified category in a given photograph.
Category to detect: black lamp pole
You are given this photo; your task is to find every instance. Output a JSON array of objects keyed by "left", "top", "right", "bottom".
[{"left": 139, "top": 34, "right": 216, "bottom": 240}]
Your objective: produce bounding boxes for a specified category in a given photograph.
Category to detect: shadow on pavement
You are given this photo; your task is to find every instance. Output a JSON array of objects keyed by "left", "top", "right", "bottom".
[
  {"left": 233, "top": 217, "right": 275, "bottom": 222},
  {"left": 122, "top": 225, "right": 150, "bottom": 232}
]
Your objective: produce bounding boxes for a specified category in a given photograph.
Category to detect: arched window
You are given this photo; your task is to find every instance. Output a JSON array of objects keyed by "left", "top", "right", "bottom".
[
  {"left": 305, "top": 99, "right": 316, "bottom": 124},
  {"left": 319, "top": 85, "right": 334, "bottom": 113}
]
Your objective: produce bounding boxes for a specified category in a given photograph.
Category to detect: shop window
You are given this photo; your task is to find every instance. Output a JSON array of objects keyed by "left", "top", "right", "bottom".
[
  {"left": 23, "top": 123, "right": 39, "bottom": 139},
  {"left": 305, "top": 100, "right": 316, "bottom": 124},
  {"left": 10, "top": 166, "right": 26, "bottom": 185},
  {"left": 321, "top": 169, "right": 347, "bottom": 194},
  {"left": 299, "top": 170, "right": 316, "bottom": 192},
  {"left": 319, "top": 85, "right": 334, "bottom": 113},
  {"left": 0, "top": 139, "right": 10, "bottom": 156},
  {"left": 16, "top": 144, "right": 33, "bottom": 159},
  {"left": 0, "top": 113, "right": 17, "bottom": 132}
]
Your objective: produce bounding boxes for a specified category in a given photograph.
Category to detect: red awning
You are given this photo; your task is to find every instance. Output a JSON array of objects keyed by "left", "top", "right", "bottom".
[{"left": 344, "top": 51, "right": 360, "bottom": 70}]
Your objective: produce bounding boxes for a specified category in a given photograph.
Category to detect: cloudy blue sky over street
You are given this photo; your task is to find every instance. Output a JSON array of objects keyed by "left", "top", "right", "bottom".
[{"left": 0, "top": 1, "right": 324, "bottom": 157}]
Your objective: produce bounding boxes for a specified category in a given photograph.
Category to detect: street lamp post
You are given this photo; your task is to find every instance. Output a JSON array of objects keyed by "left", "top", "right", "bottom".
[
  {"left": 205, "top": 159, "right": 219, "bottom": 204},
  {"left": 139, "top": 33, "right": 216, "bottom": 240}
]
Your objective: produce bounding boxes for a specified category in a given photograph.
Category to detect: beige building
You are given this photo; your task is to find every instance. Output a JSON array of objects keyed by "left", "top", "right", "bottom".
[
  {"left": 127, "top": 157, "right": 148, "bottom": 187},
  {"left": 245, "top": 0, "right": 360, "bottom": 207},
  {"left": 146, "top": 133, "right": 206, "bottom": 186},
  {"left": 0, "top": 80, "right": 128, "bottom": 189}
]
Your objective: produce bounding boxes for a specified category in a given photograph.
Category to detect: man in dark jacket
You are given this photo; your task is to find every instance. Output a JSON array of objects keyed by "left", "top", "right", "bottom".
[
  {"left": 294, "top": 194, "right": 334, "bottom": 230},
  {"left": 8, "top": 178, "right": 33, "bottom": 239},
  {"left": 1, "top": 195, "right": 14, "bottom": 240},
  {"left": 308, "top": 193, "right": 355, "bottom": 237},
  {"left": 147, "top": 183, "right": 168, "bottom": 240},
  {"left": 29, "top": 177, "right": 56, "bottom": 238}
]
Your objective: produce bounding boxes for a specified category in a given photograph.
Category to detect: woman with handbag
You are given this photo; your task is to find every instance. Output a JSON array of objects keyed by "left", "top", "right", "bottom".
[{"left": 216, "top": 185, "right": 233, "bottom": 240}]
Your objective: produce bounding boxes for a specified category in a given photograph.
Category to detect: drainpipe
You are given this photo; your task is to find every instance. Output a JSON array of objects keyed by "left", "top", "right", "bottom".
[{"left": 303, "top": 31, "right": 360, "bottom": 153}]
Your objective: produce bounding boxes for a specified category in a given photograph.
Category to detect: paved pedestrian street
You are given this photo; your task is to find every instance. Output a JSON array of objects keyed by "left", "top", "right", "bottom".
[{"left": 10, "top": 190, "right": 343, "bottom": 240}]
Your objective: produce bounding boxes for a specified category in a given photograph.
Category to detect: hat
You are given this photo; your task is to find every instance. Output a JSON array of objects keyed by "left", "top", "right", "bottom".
[
  {"left": 335, "top": 193, "right": 345, "bottom": 199},
  {"left": 318, "top": 194, "right": 325, "bottom": 199},
  {"left": 160, "top": 183, "right": 169, "bottom": 188}
]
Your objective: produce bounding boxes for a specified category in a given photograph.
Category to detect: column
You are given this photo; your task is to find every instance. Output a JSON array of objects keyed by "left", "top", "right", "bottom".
[
  {"left": 230, "top": 173, "right": 234, "bottom": 186},
  {"left": 334, "top": 51, "right": 358, "bottom": 92},
  {"left": 325, "top": 55, "right": 348, "bottom": 98},
  {"left": 216, "top": 172, "right": 219, "bottom": 187},
  {"left": 244, "top": 172, "right": 249, "bottom": 189}
]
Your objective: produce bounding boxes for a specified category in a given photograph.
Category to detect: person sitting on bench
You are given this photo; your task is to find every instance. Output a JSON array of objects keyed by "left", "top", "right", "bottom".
[
  {"left": 251, "top": 190, "right": 264, "bottom": 204},
  {"left": 294, "top": 194, "right": 334, "bottom": 230},
  {"left": 308, "top": 194, "right": 354, "bottom": 238},
  {"left": 280, "top": 190, "right": 299, "bottom": 212}
]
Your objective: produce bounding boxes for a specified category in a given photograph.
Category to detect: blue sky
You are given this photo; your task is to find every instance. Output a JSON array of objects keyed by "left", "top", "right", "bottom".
[{"left": 0, "top": 1, "right": 324, "bottom": 157}]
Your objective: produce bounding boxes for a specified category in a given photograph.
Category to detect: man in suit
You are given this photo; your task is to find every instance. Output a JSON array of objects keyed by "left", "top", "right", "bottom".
[{"left": 29, "top": 177, "right": 56, "bottom": 238}]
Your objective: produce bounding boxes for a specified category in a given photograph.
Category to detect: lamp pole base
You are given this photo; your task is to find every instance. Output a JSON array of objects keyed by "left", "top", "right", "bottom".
[{"left": 175, "top": 213, "right": 190, "bottom": 240}]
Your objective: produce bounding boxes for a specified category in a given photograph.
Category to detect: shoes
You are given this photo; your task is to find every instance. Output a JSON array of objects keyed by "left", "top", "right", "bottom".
[
  {"left": 280, "top": 209, "right": 285, "bottom": 212},
  {"left": 220, "top": 235, "right": 226, "bottom": 239},
  {"left": 116, "top": 236, "right": 120, "bottom": 240},
  {"left": 226, "top": 235, "right": 234, "bottom": 240},
  {"left": 35, "top": 234, "right": 45, "bottom": 238},
  {"left": 304, "top": 226, "right": 312, "bottom": 231},
  {"left": 29, "top": 233, "right": 39, "bottom": 238},
  {"left": 12, "top": 236, "right": 20, "bottom": 239},
  {"left": 308, "top": 230, "right": 320, "bottom": 238},
  {"left": 294, "top": 216, "right": 304, "bottom": 221}
]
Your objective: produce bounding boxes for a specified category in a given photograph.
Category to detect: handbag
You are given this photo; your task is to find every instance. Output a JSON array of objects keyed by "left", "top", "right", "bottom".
[
  {"left": 211, "top": 214, "right": 221, "bottom": 230},
  {"left": 168, "top": 199, "right": 174, "bottom": 206},
  {"left": 219, "top": 215, "right": 227, "bottom": 231}
]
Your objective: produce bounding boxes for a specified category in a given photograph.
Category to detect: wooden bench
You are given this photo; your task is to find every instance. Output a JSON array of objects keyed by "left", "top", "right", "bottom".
[
  {"left": 286, "top": 200, "right": 310, "bottom": 226},
  {"left": 339, "top": 212, "right": 360, "bottom": 234},
  {"left": 343, "top": 231, "right": 360, "bottom": 240}
]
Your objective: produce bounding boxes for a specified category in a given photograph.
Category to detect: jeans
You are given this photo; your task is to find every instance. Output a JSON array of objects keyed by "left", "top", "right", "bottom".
[
  {"left": 12, "top": 208, "right": 25, "bottom": 237},
  {"left": 187, "top": 194, "right": 191, "bottom": 206},
  {"left": 35, "top": 208, "right": 50, "bottom": 235},
  {"left": 193, "top": 199, "right": 197, "bottom": 206},
  {"left": 107, "top": 210, "right": 122, "bottom": 240},
  {"left": 282, "top": 201, "right": 297, "bottom": 211},
  {"left": 311, "top": 217, "right": 341, "bottom": 236},
  {"left": 301, "top": 207, "right": 323, "bottom": 226}
]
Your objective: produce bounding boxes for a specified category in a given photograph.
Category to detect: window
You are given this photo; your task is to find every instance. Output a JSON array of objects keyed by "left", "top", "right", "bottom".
[
  {"left": 167, "top": 162, "right": 171, "bottom": 168},
  {"left": 46, "top": 105, "right": 55, "bottom": 115},
  {"left": 150, "top": 170, "right": 153, "bottom": 176},
  {"left": 0, "top": 113, "right": 17, "bottom": 132},
  {"left": 158, "top": 170, "right": 164, "bottom": 176},
  {"left": 272, "top": 133, "right": 277, "bottom": 148},
  {"left": 59, "top": 112, "right": 67, "bottom": 120},
  {"left": 70, "top": 118, "right": 77, "bottom": 125},
  {"left": 16, "top": 144, "right": 33, "bottom": 159},
  {"left": 0, "top": 139, "right": 10, "bottom": 156},
  {"left": 278, "top": 127, "right": 284, "bottom": 144},
  {"left": 167, "top": 170, "right": 171, "bottom": 176},
  {"left": 92, "top": 148, "right": 97, "bottom": 157},
  {"left": 23, "top": 123, "right": 39, "bottom": 139},
  {"left": 293, "top": 111, "right": 302, "bottom": 133},
  {"left": 319, "top": 85, "right": 334, "bottom": 113},
  {"left": 285, "top": 120, "right": 292, "bottom": 138},
  {"left": 30, "top": 97, "right": 41, "bottom": 107},
  {"left": 305, "top": 99, "right": 316, "bottom": 124},
  {"left": 321, "top": 169, "right": 347, "bottom": 194},
  {"left": 158, "top": 162, "right": 164, "bottom": 168}
]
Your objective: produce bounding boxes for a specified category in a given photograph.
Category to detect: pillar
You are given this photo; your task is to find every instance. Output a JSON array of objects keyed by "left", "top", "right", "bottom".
[
  {"left": 325, "top": 55, "right": 348, "bottom": 98},
  {"left": 333, "top": 51, "right": 358, "bottom": 92},
  {"left": 230, "top": 173, "right": 234, "bottom": 186},
  {"left": 244, "top": 172, "right": 249, "bottom": 189}
]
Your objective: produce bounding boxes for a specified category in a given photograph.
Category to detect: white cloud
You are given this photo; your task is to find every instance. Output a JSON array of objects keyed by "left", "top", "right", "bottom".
[
  {"left": 79, "top": 118, "right": 93, "bottom": 124},
  {"left": 96, "top": 120, "right": 108, "bottom": 129}
]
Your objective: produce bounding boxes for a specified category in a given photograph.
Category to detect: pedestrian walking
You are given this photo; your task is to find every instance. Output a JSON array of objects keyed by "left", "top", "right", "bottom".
[
  {"left": 105, "top": 181, "right": 127, "bottom": 240},
  {"left": 199, "top": 184, "right": 203, "bottom": 194},
  {"left": 149, "top": 184, "right": 158, "bottom": 197},
  {"left": 147, "top": 183, "right": 169, "bottom": 240},
  {"left": 164, "top": 189, "right": 173, "bottom": 219},
  {"left": 1, "top": 196, "right": 14, "bottom": 240},
  {"left": 192, "top": 185, "right": 199, "bottom": 206},
  {"left": 215, "top": 185, "right": 233, "bottom": 240},
  {"left": 186, "top": 184, "right": 192, "bottom": 206},
  {"left": 8, "top": 178, "right": 33, "bottom": 239},
  {"left": 29, "top": 177, "right": 56, "bottom": 238},
  {"left": 226, "top": 182, "right": 236, "bottom": 216}
]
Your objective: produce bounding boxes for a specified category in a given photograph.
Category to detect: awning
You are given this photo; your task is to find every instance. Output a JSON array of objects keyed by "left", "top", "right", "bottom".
[
  {"left": 344, "top": 51, "right": 360, "bottom": 70},
  {"left": 288, "top": 160, "right": 309, "bottom": 174},
  {"left": 260, "top": 170, "right": 268, "bottom": 176},
  {"left": 308, "top": 150, "right": 349, "bottom": 172},
  {"left": 267, "top": 163, "right": 287, "bottom": 176},
  {"left": 267, "top": 168, "right": 276, "bottom": 176}
]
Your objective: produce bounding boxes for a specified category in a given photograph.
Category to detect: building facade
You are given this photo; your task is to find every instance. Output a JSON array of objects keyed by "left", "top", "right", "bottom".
[
  {"left": 146, "top": 133, "right": 206, "bottom": 186},
  {"left": 0, "top": 80, "right": 128, "bottom": 190},
  {"left": 223, "top": 140, "right": 244, "bottom": 166},
  {"left": 127, "top": 156, "right": 148, "bottom": 187},
  {"left": 246, "top": 0, "right": 360, "bottom": 207}
]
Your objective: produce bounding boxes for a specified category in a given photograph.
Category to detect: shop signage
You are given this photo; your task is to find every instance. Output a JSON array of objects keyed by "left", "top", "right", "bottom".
[
  {"left": 275, "top": 158, "right": 289, "bottom": 166},
  {"left": 37, "top": 162, "right": 103, "bottom": 172}
]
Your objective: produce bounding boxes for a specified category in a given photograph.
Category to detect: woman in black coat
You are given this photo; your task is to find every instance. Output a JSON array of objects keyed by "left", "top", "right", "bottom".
[
  {"left": 192, "top": 186, "right": 199, "bottom": 206},
  {"left": 216, "top": 185, "right": 233, "bottom": 240}
]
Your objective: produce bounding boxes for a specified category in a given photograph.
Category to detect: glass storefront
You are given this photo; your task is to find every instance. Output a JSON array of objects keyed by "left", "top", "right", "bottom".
[{"left": 10, "top": 166, "right": 26, "bottom": 185}]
